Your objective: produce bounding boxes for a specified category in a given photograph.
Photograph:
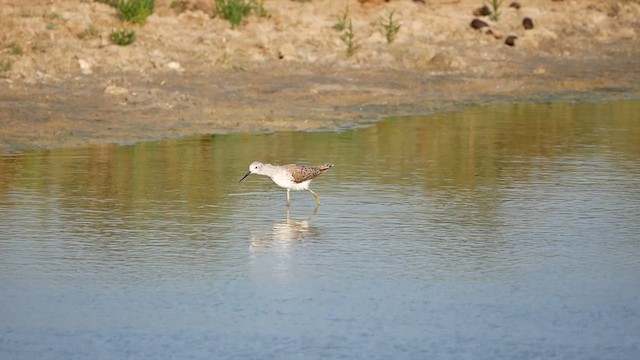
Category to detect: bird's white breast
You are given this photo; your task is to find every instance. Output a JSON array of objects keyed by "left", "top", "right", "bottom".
[
  {"left": 289, "top": 180, "right": 311, "bottom": 191},
  {"left": 271, "top": 172, "right": 310, "bottom": 191},
  {"left": 271, "top": 172, "right": 295, "bottom": 189}
]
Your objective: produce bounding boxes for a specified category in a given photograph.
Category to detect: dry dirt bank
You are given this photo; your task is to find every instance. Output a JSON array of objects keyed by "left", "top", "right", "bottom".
[{"left": 1, "top": 0, "right": 639, "bottom": 151}]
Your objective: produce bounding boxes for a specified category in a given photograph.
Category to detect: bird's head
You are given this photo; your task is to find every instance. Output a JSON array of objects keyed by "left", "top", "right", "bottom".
[{"left": 239, "top": 161, "right": 264, "bottom": 182}]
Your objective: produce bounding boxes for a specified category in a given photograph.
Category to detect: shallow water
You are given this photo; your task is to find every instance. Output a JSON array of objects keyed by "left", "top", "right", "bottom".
[{"left": 1, "top": 99, "right": 639, "bottom": 359}]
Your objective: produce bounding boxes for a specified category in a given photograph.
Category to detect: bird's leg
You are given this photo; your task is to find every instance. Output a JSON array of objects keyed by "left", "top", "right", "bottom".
[
  {"left": 308, "top": 189, "right": 321, "bottom": 205},
  {"left": 287, "top": 189, "right": 291, "bottom": 207}
]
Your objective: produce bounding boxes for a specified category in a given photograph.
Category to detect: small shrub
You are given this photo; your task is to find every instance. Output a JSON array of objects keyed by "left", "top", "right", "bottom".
[
  {"left": 252, "top": 0, "right": 269, "bottom": 18},
  {"left": 485, "top": 0, "right": 503, "bottom": 21},
  {"left": 333, "top": 5, "right": 349, "bottom": 31},
  {"left": 380, "top": 10, "right": 401, "bottom": 44},
  {"left": 214, "top": 0, "right": 267, "bottom": 28},
  {"left": 215, "top": 0, "right": 253, "bottom": 28},
  {"left": 110, "top": 28, "right": 136, "bottom": 46},
  {"left": 340, "top": 19, "right": 356, "bottom": 57},
  {"left": 9, "top": 42, "right": 23, "bottom": 56},
  {"left": 0, "top": 59, "right": 12, "bottom": 72},
  {"left": 336, "top": 6, "right": 356, "bottom": 56},
  {"left": 117, "top": 0, "right": 155, "bottom": 25}
]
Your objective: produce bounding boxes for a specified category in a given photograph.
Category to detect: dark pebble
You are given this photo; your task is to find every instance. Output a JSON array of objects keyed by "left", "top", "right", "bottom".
[
  {"left": 505, "top": 35, "right": 517, "bottom": 46},
  {"left": 473, "top": 6, "right": 491, "bottom": 17},
  {"left": 509, "top": 2, "right": 521, "bottom": 9},
  {"left": 470, "top": 19, "right": 489, "bottom": 30},
  {"left": 523, "top": 17, "right": 534, "bottom": 30}
]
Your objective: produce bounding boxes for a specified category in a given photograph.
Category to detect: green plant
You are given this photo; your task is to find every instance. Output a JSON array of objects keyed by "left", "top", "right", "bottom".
[
  {"left": 117, "top": 0, "right": 155, "bottom": 24},
  {"left": 485, "top": 0, "right": 503, "bottom": 21},
  {"left": 215, "top": 0, "right": 253, "bottom": 28},
  {"left": 340, "top": 18, "right": 356, "bottom": 57},
  {"left": 110, "top": 28, "right": 136, "bottom": 45},
  {"left": 9, "top": 42, "right": 22, "bottom": 56},
  {"left": 255, "top": 0, "right": 270, "bottom": 18},
  {"left": 380, "top": 10, "right": 401, "bottom": 44},
  {"left": 0, "top": 59, "right": 12, "bottom": 72},
  {"left": 333, "top": 5, "right": 349, "bottom": 31}
]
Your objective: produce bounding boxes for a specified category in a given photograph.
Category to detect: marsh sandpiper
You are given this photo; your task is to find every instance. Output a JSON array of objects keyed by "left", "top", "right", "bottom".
[{"left": 239, "top": 162, "right": 334, "bottom": 206}]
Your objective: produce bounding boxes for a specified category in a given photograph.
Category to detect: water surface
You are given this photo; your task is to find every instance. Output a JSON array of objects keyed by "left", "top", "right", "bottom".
[{"left": 1, "top": 99, "right": 639, "bottom": 359}]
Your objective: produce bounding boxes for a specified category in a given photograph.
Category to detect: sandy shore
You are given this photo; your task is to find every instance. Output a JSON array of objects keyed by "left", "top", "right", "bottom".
[{"left": 1, "top": 0, "right": 639, "bottom": 151}]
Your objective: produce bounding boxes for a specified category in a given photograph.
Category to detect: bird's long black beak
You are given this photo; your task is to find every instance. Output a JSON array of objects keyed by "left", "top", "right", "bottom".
[{"left": 239, "top": 171, "right": 251, "bottom": 182}]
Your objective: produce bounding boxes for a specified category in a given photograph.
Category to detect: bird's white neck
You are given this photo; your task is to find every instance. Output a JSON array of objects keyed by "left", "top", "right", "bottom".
[{"left": 255, "top": 163, "right": 278, "bottom": 177}]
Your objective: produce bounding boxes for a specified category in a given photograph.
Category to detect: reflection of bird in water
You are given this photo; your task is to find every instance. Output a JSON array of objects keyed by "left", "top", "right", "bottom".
[
  {"left": 239, "top": 162, "right": 334, "bottom": 206},
  {"left": 250, "top": 206, "right": 323, "bottom": 253},
  {"left": 271, "top": 219, "right": 311, "bottom": 242}
]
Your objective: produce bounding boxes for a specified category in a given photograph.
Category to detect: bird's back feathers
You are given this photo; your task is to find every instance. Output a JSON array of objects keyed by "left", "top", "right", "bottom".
[{"left": 285, "top": 163, "right": 334, "bottom": 183}]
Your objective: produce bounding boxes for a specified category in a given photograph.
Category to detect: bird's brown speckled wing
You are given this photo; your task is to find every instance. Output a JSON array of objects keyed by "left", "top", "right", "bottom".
[{"left": 284, "top": 164, "right": 334, "bottom": 183}]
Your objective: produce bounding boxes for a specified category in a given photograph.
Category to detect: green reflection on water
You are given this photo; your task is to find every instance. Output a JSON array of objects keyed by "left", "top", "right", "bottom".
[{"left": 1, "top": 99, "right": 639, "bottom": 209}]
